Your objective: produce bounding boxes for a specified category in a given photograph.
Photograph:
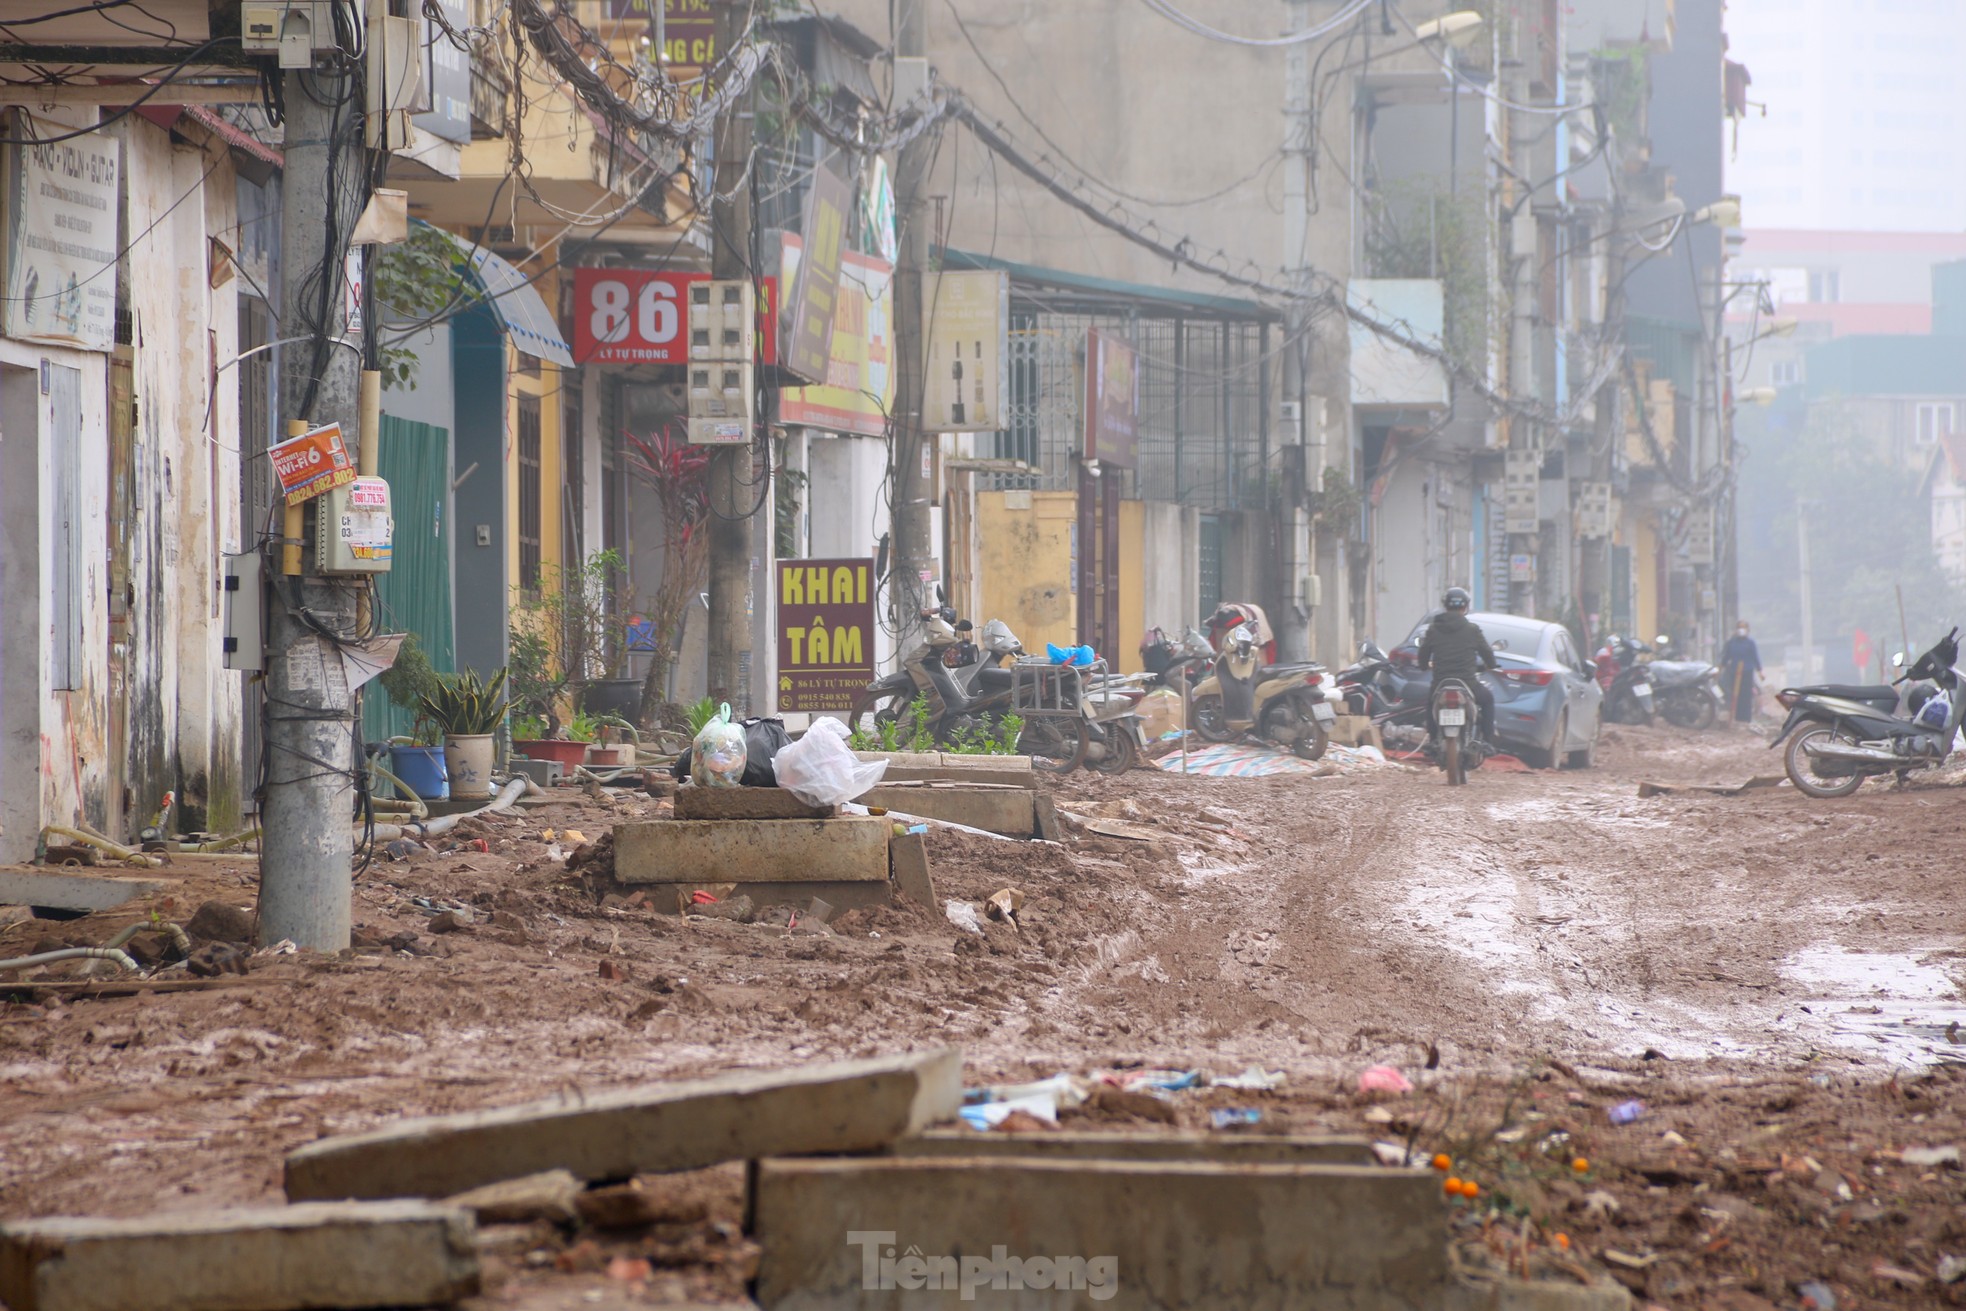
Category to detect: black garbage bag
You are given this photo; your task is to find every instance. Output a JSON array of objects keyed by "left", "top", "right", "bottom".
[{"left": 670, "top": 716, "right": 793, "bottom": 787}]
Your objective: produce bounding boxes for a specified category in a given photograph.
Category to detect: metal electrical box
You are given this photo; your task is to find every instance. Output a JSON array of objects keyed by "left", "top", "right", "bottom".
[
  {"left": 222, "top": 551, "right": 263, "bottom": 672},
  {"left": 688, "top": 361, "right": 754, "bottom": 419},
  {"left": 316, "top": 476, "right": 395, "bottom": 574},
  {"left": 241, "top": 1, "right": 338, "bottom": 68}
]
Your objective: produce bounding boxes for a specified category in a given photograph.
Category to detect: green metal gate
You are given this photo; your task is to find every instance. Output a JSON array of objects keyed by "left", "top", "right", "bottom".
[{"left": 363, "top": 417, "right": 454, "bottom": 743}]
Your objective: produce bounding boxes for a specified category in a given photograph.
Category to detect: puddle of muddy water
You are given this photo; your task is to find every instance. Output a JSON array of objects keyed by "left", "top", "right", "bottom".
[{"left": 1782, "top": 945, "right": 1966, "bottom": 1067}]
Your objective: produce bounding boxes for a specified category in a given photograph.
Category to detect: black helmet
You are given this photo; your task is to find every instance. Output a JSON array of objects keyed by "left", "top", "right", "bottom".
[{"left": 1443, "top": 587, "right": 1471, "bottom": 612}]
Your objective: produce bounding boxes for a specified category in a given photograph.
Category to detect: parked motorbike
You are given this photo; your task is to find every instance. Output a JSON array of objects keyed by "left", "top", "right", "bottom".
[
  {"left": 906, "top": 614, "right": 1091, "bottom": 772},
  {"left": 1770, "top": 627, "right": 1964, "bottom": 798},
  {"left": 1083, "top": 674, "right": 1150, "bottom": 774},
  {"left": 1646, "top": 636, "right": 1725, "bottom": 730},
  {"left": 850, "top": 610, "right": 1010, "bottom": 730},
  {"left": 1595, "top": 635, "right": 1657, "bottom": 725},
  {"left": 1189, "top": 623, "right": 1335, "bottom": 759},
  {"left": 1427, "top": 677, "right": 1489, "bottom": 785}
]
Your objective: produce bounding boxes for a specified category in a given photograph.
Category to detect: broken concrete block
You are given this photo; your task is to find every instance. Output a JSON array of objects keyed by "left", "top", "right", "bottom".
[
  {"left": 0, "top": 1201, "right": 478, "bottom": 1311},
  {"left": 0, "top": 873, "right": 163, "bottom": 916},
  {"left": 853, "top": 753, "right": 1035, "bottom": 786},
  {"left": 887, "top": 832, "right": 936, "bottom": 911},
  {"left": 574, "top": 1178, "right": 708, "bottom": 1229},
  {"left": 889, "top": 1129, "right": 1377, "bottom": 1167},
  {"left": 1033, "top": 793, "right": 1063, "bottom": 842},
  {"left": 753, "top": 1157, "right": 1447, "bottom": 1310},
  {"left": 444, "top": 1169, "right": 580, "bottom": 1225},
  {"left": 614, "top": 818, "right": 890, "bottom": 885},
  {"left": 861, "top": 785, "right": 1037, "bottom": 838},
  {"left": 185, "top": 899, "right": 255, "bottom": 943},
  {"left": 1449, "top": 1276, "right": 1634, "bottom": 1310},
  {"left": 286, "top": 1048, "right": 963, "bottom": 1203},
  {"left": 674, "top": 787, "right": 838, "bottom": 821}
]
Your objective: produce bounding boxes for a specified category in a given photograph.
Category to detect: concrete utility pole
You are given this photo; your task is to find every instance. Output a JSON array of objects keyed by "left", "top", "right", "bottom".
[
  {"left": 1505, "top": 65, "right": 1538, "bottom": 618},
  {"left": 705, "top": 0, "right": 755, "bottom": 710},
  {"left": 889, "top": 0, "right": 934, "bottom": 642},
  {"left": 1276, "top": 0, "right": 1314, "bottom": 663},
  {"left": 258, "top": 63, "right": 367, "bottom": 949}
]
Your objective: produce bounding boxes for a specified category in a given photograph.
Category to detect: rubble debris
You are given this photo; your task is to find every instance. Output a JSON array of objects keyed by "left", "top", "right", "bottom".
[{"left": 284, "top": 1049, "right": 963, "bottom": 1202}]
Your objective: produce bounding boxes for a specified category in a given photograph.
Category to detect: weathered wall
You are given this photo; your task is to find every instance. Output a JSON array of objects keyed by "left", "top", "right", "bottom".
[
  {"left": 975, "top": 489, "right": 1076, "bottom": 654},
  {"left": 118, "top": 120, "right": 244, "bottom": 834}
]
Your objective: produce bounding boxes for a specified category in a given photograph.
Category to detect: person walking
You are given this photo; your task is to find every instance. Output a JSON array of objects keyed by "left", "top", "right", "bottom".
[{"left": 1720, "top": 620, "right": 1763, "bottom": 724}]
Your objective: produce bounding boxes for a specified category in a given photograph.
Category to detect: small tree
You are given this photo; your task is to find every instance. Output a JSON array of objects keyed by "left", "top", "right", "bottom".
[
  {"left": 508, "top": 548, "right": 634, "bottom": 733},
  {"left": 625, "top": 425, "right": 711, "bottom": 727}
]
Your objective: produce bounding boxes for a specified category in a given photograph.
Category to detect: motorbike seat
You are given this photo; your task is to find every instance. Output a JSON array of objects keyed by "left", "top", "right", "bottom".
[
  {"left": 973, "top": 667, "right": 1015, "bottom": 693},
  {"left": 1803, "top": 683, "right": 1899, "bottom": 708}
]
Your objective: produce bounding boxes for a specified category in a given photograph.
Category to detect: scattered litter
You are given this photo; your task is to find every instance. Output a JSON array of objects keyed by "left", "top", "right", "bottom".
[
  {"left": 465, "top": 838, "right": 489, "bottom": 853},
  {"left": 944, "top": 901, "right": 984, "bottom": 935},
  {"left": 563, "top": 829, "right": 588, "bottom": 845},
  {"left": 959, "top": 1092, "right": 1058, "bottom": 1131},
  {"left": 1363, "top": 1106, "right": 1396, "bottom": 1125},
  {"left": 1582, "top": 1190, "right": 1620, "bottom": 1222},
  {"left": 1607, "top": 1099, "right": 1647, "bottom": 1125},
  {"left": 1124, "top": 1069, "right": 1201, "bottom": 1093},
  {"left": 1797, "top": 1280, "right": 1836, "bottom": 1310},
  {"left": 1089, "top": 1086, "right": 1178, "bottom": 1124},
  {"left": 968, "top": 1075, "right": 1090, "bottom": 1111},
  {"left": 1602, "top": 1250, "right": 1658, "bottom": 1271},
  {"left": 984, "top": 888, "right": 1025, "bottom": 927},
  {"left": 1871, "top": 1263, "right": 1926, "bottom": 1289},
  {"left": 1210, "top": 1107, "right": 1262, "bottom": 1129},
  {"left": 1210, "top": 1066, "right": 1286, "bottom": 1091},
  {"left": 1357, "top": 1065, "right": 1413, "bottom": 1096},
  {"left": 1371, "top": 1141, "right": 1412, "bottom": 1166},
  {"left": 382, "top": 839, "right": 418, "bottom": 862},
  {"left": 545, "top": 843, "right": 566, "bottom": 863},
  {"left": 260, "top": 939, "right": 298, "bottom": 956},
  {"left": 1936, "top": 1255, "right": 1966, "bottom": 1284},
  {"left": 1902, "top": 1145, "right": 1961, "bottom": 1168}
]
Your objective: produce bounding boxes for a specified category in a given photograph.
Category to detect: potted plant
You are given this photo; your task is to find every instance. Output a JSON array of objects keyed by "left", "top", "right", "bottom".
[
  {"left": 509, "top": 548, "right": 639, "bottom": 734},
  {"left": 375, "top": 633, "right": 450, "bottom": 800},
  {"left": 584, "top": 713, "right": 637, "bottom": 768},
  {"left": 510, "top": 709, "right": 589, "bottom": 770},
  {"left": 421, "top": 667, "right": 508, "bottom": 801}
]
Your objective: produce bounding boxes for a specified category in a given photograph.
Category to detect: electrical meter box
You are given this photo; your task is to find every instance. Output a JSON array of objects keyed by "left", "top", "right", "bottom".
[
  {"left": 687, "top": 417, "right": 749, "bottom": 446},
  {"left": 688, "top": 279, "right": 756, "bottom": 361},
  {"left": 316, "top": 476, "right": 394, "bottom": 574},
  {"left": 687, "top": 361, "right": 754, "bottom": 419},
  {"left": 222, "top": 551, "right": 264, "bottom": 672}
]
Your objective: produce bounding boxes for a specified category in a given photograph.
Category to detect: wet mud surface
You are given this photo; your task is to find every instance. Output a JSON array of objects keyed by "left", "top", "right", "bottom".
[{"left": 2, "top": 722, "right": 1962, "bottom": 1307}]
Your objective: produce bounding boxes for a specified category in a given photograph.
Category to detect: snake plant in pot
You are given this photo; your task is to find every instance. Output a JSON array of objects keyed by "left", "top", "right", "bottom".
[{"left": 421, "top": 668, "right": 508, "bottom": 801}]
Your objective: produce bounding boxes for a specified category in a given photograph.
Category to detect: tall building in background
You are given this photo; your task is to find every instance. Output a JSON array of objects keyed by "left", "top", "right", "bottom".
[{"left": 1725, "top": 0, "right": 1966, "bottom": 232}]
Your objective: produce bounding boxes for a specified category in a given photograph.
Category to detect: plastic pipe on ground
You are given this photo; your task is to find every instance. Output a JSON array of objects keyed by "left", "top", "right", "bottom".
[
  {"left": 0, "top": 946, "right": 141, "bottom": 975},
  {"left": 364, "top": 777, "right": 527, "bottom": 843}
]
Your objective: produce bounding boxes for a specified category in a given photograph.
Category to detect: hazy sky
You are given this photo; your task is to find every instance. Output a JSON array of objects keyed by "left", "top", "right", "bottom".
[{"left": 1724, "top": 0, "right": 1966, "bottom": 233}]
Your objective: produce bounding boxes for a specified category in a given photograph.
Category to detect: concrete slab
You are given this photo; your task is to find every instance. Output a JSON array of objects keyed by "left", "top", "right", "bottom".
[
  {"left": 1033, "top": 793, "right": 1063, "bottom": 842},
  {"left": 861, "top": 785, "right": 1036, "bottom": 837},
  {"left": 614, "top": 817, "right": 890, "bottom": 885},
  {"left": 285, "top": 1048, "right": 963, "bottom": 1203},
  {"left": 0, "top": 872, "right": 165, "bottom": 914},
  {"left": 674, "top": 787, "right": 838, "bottom": 821},
  {"left": 853, "top": 753, "right": 1035, "bottom": 787},
  {"left": 753, "top": 1156, "right": 1448, "bottom": 1310},
  {"left": 0, "top": 1200, "right": 478, "bottom": 1311},
  {"left": 886, "top": 832, "right": 936, "bottom": 911},
  {"left": 652, "top": 880, "right": 892, "bottom": 913},
  {"left": 889, "top": 1129, "right": 1377, "bottom": 1167},
  {"left": 1451, "top": 1277, "right": 1634, "bottom": 1311}
]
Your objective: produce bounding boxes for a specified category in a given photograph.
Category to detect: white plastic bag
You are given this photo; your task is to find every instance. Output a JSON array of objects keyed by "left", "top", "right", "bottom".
[
  {"left": 771, "top": 717, "right": 887, "bottom": 806},
  {"left": 691, "top": 702, "right": 748, "bottom": 789}
]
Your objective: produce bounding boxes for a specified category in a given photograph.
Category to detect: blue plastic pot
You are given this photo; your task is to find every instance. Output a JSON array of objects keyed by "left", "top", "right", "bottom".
[{"left": 388, "top": 744, "right": 450, "bottom": 801}]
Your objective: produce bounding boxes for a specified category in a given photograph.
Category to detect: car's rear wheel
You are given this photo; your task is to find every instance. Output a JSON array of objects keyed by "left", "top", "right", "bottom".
[
  {"left": 1531, "top": 710, "right": 1568, "bottom": 770},
  {"left": 1565, "top": 716, "right": 1598, "bottom": 769}
]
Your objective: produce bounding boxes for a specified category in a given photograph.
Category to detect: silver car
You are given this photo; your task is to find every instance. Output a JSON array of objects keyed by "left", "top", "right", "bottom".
[{"left": 1393, "top": 611, "right": 1605, "bottom": 768}]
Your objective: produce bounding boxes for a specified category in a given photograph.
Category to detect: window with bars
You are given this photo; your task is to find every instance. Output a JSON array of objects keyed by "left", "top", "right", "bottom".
[{"left": 518, "top": 394, "right": 542, "bottom": 591}]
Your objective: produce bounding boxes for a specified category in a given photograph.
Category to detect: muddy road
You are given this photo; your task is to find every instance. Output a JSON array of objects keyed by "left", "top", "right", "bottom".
[{"left": 2, "top": 723, "right": 1963, "bottom": 1306}]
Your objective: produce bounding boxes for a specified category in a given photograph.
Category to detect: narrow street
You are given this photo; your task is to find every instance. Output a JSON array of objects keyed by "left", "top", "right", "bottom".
[{"left": 4, "top": 732, "right": 1962, "bottom": 1305}]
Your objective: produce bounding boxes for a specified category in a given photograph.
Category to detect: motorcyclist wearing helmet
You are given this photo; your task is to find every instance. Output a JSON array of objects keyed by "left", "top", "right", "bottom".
[{"left": 1417, "top": 587, "right": 1498, "bottom": 742}]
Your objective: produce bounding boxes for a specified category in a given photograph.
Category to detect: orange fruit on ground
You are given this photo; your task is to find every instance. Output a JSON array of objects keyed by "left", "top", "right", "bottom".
[
  {"left": 1443, "top": 1177, "right": 1464, "bottom": 1196},
  {"left": 1571, "top": 1157, "right": 1590, "bottom": 1173},
  {"left": 1554, "top": 1233, "right": 1571, "bottom": 1250},
  {"left": 1431, "top": 1153, "right": 1452, "bottom": 1172},
  {"left": 1462, "top": 1181, "right": 1480, "bottom": 1199}
]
